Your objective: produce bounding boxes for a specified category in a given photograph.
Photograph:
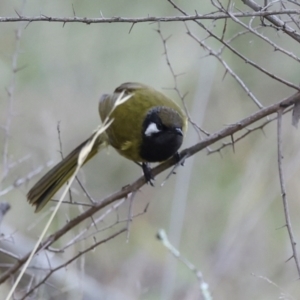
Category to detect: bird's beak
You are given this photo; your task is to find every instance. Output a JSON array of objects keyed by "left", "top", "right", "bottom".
[{"left": 175, "top": 127, "right": 183, "bottom": 136}]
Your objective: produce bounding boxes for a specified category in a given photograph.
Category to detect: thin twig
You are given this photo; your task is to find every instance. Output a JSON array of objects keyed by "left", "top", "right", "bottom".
[
  {"left": 20, "top": 228, "right": 126, "bottom": 300},
  {"left": 185, "top": 23, "right": 264, "bottom": 109},
  {"left": 0, "top": 202, "right": 11, "bottom": 226},
  {"left": 242, "top": 0, "right": 300, "bottom": 43},
  {"left": 168, "top": 0, "right": 300, "bottom": 92},
  {"left": 276, "top": 108, "right": 300, "bottom": 277},
  {"left": 1, "top": 91, "right": 299, "bottom": 285},
  {"left": 60, "top": 198, "right": 126, "bottom": 251},
  {"left": 157, "top": 229, "right": 212, "bottom": 300},
  {"left": 1, "top": 3, "right": 25, "bottom": 183},
  {"left": 226, "top": 8, "right": 300, "bottom": 64},
  {"left": 208, "top": 108, "right": 292, "bottom": 155},
  {"left": 156, "top": 23, "right": 209, "bottom": 139},
  {"left": 0, "top": 161, "right": 53, "bottom": 197},
  {"left": 56, "top": 122, "right": 74, "bottom": 205},
  {"left": 2, "top": 10, "right": 300, "bottom": 24},
  {"left": 0, "top": 248, "right": 19, "bottom": 261},
  {"left": 126, "top": 191, "right": 137, "bottom": 242},
  {"left": 251, "top": 273, "right": 295, "bottom": 300}
]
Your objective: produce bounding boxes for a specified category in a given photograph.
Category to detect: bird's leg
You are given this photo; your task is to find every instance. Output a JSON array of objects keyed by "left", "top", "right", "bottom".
[
  {"left": 134, "top": 161, "right": 155, "bottom": 185},
  {"left": 161, "top": 152, "right": 187, "bottom": 186},
  {"left": 173, "top": 152, "right": 186, "bottom": 166},
  {"left": 141, "top": 162, "right": 155, "bottom": 186}
]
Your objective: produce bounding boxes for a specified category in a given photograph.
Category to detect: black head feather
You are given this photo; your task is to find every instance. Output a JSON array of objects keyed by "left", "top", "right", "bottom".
[{"left": 140, "top": 107, "right": 184, "bottom": 162}]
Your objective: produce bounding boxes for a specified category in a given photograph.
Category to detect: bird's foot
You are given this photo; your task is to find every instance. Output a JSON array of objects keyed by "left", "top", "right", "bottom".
[
  {"left": 173, "top": 152, "right": 186, "bottom": 166},
  {"left": 161, "top": 152, "right": 187, "bottom": 186},
  {"left": 142, "top": 162, "right": 155, "bottom": 186}
]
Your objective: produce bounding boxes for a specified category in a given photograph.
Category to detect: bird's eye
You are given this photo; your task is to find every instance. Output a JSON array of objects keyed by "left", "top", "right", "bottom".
[{"left": 156, "top": 122, "right": 164, "bottom": 130}]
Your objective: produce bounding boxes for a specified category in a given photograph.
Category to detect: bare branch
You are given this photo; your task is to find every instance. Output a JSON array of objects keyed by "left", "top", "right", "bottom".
[
  {"left": 0, "top": 161, "right": 53, "bottom": 197},
  {"left": 276, "top": 108, "right": 300, "bottom": 277},
  {"left": 185, "top": 23, "right": 264, "bottom": 109},
  {"left": 156, "top": 24, "right": 208, "bottom": 137},
  {"left": 1, "top": 10, "right": 25, "bottom": 182},
  {"left": 168, "top": 0, "right": 300, "bottom": 91},
  {"left": 20, "top": 228, "right": 126, "bottom": 299},
  {"left": 157, "top": 229, "right": 212, "bottom": 300},
  {"left": 0, "top": 202, "right": 11, "bottom": 226},
  {"left": 242, "top": 0, "right": 300, "bottom": 43},
  {"left": 227, "top": 8, "right": 300, "bottom": 64},
  {"left": 3, "top": 2, "right": 300, "bottom": 296},
  {"left": 2, "top": 10, "right": 300, "bottom": 24},
  {"left": 1, "top": 91, "right": 299, "bottom": 284}
]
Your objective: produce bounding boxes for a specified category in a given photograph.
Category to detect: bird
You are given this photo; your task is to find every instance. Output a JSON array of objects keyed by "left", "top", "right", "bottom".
[{"left": 27, "top": 82, "right": 187, "bottom": 212}]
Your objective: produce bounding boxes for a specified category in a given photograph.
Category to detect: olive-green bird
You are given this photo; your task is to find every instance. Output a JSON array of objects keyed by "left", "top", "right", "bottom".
[{"left": 27, "top": 82, "right": 187, "bottom": 212}]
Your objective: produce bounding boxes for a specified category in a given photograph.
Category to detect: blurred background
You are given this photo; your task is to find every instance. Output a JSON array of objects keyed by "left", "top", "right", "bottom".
[{"left": 1, "top": 0, "right": 300, "bottom": 299}]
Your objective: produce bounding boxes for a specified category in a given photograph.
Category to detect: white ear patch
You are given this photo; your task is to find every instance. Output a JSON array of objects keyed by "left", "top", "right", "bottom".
[{"left": 145, "top": 122, "right": 160, "bottom": 136}]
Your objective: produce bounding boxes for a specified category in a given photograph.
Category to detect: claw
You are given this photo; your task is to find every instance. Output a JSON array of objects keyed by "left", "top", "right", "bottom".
[
  {"left": 173, "top": 152, "right": 185, "bottom": 166},
  {"left": 142, "top": 162, "right": 155, "bottom": 186}
]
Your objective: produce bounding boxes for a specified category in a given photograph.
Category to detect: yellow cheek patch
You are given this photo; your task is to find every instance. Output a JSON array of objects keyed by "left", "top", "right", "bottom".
[{"left": 121, "top": 141, "right": 133, "bottom": 151}]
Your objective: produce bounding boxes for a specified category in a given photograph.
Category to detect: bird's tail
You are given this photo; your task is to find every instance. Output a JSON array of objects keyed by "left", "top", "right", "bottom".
[{"left": 27, "top": 133, "right": 107, "bottom": 212}]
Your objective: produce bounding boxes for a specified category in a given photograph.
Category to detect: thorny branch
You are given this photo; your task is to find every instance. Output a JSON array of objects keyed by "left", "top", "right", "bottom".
[
  {"left": 207, "top": 111, "right": 285, "bottom": 155},
  {"left": 20, "top": 228, "right": 127, "bottom": 300},
  {"left": 277, "top": 109, "right": 300, "bottom": 276},
  {"left": 2, "top": 9, "right": 300, "bottom": 24},
  {"left": 185, "top": 23, "right": 264, "bottom": 109},
  {"left": 1, "top": 91, "right": 300, "bottom": 285},
  {"left": 155, "top": 24, "right": 209, "bottom": 139},
  {"left": 242, "top": 0, "right": 300, "bottom": 43},
  {"left": 1, "top": 8, "right": 24, "bottom": 183},
  {"left": 168, "top": 0, "right": 300, "bottom": 92},
  {"left": 157, "top": 229, "right": 212, "bottom": 300},
  {"left": 2, "top": 0, "right": 300, "bottom": 296},
  {"left": 168, "top": 0, "right": 300, "bottom": 278}
]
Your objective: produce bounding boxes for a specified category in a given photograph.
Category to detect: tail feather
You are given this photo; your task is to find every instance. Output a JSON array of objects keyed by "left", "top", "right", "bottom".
[{"left": 27, "top": 134, "right": 106, "bottom": 212}]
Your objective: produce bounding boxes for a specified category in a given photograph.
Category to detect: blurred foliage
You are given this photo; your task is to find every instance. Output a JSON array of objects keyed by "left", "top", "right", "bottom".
[{"left": 1, "top": 0, "right": 300, "bottom": 299}]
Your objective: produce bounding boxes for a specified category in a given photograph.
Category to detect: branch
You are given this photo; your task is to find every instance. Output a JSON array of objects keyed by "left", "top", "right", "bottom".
[
  {"left": 185, "top": 23, "right": 264, "bottom": 109},
  {"left": 0, "top": 161, "right": 53, "bottom": 197},
  {"left": 20, "top": 228, "right": 126, "bottom": 300},
  {"left": 242, "top": 0, "right": 300, "bottom": 43},
  {"left": 277, "top": 109, "right": 300, "bottom": 277},
  {"left": 168, "top": 0, "right": 300, "bottom": 91},
  {"left": 157, "top": 229, "right": 212, "bottom": 300},
  {"left": 227, "top": 8, "right": 300, "bottom": 64},
  {"left": 2, "top": 9, "right": 300, "bottom": 24},
  {"left": 1, "top": 8, "right": 25, "bottom": 182},
  {"left": 156, "top": 24, "right": 209, "bottom": 138},
  {"left": 207, "top": 111, "right": 289, "bottom": 155},
  {"left": 0, "top": 91, "right": 300, "bottom": 284},
  {"left": 0, "top": 202, "right": 11, "bottom": 226}
]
